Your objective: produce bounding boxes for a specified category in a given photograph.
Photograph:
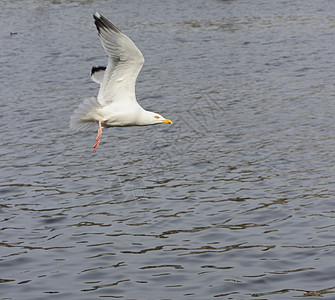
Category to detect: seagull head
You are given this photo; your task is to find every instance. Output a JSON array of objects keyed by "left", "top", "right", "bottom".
[{"left": 144, "top": 111, "right": 173, "bottom": 125}]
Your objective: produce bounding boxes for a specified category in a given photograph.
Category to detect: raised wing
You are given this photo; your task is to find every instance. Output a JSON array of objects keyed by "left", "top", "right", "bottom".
[
  {"left": 93, "top": 12, "right": 145, "bottom": 106},
  {"left": 91, "top": 66, "right": 106, "bottom": 84}
]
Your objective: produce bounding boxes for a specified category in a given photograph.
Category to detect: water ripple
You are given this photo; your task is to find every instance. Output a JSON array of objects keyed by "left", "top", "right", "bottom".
[{"left": 1, "top": 0, "right": 335, "bottom": 299}]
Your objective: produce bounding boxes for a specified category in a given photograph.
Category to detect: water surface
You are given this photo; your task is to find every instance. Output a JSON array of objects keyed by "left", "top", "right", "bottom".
[{"left": 1, "top": 0, "right": 335, "bottom": 299}]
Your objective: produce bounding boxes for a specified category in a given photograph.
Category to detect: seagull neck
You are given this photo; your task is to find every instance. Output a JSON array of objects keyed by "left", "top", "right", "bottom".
[{"left": 137, "top": 108, "right": 154, "bottom": 125}]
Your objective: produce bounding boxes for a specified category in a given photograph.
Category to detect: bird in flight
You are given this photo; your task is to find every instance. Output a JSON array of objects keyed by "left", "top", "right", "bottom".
[{"left": 70, "top": 12, "right": 172, "bottom": 152}]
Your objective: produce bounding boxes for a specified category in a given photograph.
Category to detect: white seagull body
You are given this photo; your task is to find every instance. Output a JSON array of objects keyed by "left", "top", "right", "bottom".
[{"left": 70, "top": 12, "right": 172, "bottom": 152}]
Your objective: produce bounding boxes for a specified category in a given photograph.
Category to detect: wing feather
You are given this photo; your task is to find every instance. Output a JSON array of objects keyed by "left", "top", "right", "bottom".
[
  {"left": 93, "top": 12, "right": 144, "bottom": 106},
  {"left": 91, "top": 66, "right": 106, "bottom": 84}
]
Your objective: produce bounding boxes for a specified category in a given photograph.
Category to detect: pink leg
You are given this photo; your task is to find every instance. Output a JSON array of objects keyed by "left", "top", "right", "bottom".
[{"left": 93, "top": 120, "right": 102, "bottom": 152}]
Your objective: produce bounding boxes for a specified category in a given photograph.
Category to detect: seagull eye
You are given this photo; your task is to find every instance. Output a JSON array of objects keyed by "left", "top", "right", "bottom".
[{"left": 154, "top": 116, "right": 160, "bottom": 119}]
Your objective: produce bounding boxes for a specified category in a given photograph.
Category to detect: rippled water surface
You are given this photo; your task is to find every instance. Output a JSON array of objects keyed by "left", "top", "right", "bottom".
[{"left": 1, "top": 0, "right": 335, "bottom": 299}]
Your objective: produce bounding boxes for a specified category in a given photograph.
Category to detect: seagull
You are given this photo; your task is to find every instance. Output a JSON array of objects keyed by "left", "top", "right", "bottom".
[{"left": 70, "top": 12, "right": 172, "bottom": 152}]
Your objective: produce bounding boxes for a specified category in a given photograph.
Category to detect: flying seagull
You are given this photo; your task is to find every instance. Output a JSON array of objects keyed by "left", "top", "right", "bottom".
[{"left": 70, "top": 12, "right": 172, "bottom": 152}]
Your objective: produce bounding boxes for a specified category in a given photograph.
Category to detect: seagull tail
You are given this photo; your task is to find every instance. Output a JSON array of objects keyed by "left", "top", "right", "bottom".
[{"left": 70, "top": 97, "right": 102, "bottom": 131}]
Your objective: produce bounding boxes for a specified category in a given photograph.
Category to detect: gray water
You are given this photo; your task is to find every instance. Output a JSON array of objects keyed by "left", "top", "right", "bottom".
[{"left": 1, "top": 0, "right": 335, "bottom": 299}]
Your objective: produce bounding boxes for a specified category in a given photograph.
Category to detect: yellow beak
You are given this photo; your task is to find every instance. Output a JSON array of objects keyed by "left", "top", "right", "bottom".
[{"left": 162, "top": 119, "right": 173, "bottom": 124}]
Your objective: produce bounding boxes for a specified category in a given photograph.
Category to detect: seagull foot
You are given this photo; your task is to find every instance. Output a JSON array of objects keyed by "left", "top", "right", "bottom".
[
  {"left": 93, "top": 140, "right": 100, "bottom": 152},
  {"left": 93, "top": 120, "right": 103, "bottom": 152}
]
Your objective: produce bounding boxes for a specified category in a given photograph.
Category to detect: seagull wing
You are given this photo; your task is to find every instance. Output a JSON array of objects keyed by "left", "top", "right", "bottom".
[
  {"left": 91, "top": 66, "right": 106, "bottom": 84},
  {"left": 93, "top": 12, "right": 144, "bottom": 107}
]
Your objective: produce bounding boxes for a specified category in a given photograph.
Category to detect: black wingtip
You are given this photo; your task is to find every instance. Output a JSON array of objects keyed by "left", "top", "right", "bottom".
[
  {"left": 91, "top": 66, "right": 106, "bottom": 76},
  {"left": 93, "top": 12, "right": 121, "bottom": 34}
]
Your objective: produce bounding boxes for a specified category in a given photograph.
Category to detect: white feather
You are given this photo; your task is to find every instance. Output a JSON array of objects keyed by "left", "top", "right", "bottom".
[
  {"left": 93, "top": 12, "right": 144, "bottom": 107},
  {"left": 70, "top": 97, "right": 102, "bottom": 131}
]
